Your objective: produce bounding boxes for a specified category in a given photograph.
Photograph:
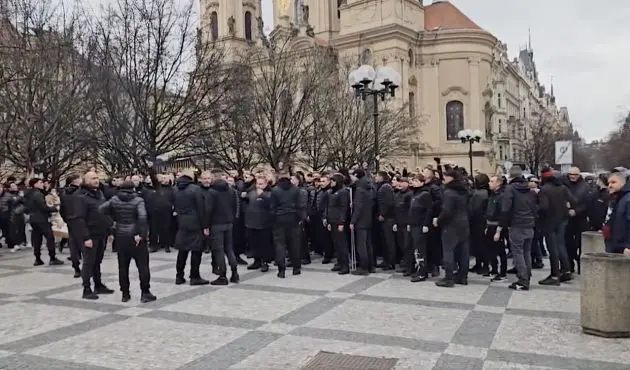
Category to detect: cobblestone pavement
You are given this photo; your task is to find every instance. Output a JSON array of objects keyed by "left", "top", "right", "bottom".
[{"left": 0, "top": 247, "right": 628, "bottom": 370}]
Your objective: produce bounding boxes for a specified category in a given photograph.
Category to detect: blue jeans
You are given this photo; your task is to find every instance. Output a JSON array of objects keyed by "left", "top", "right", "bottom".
[{"left": 544, "top": 220, "right": 570, "bottom": 277}]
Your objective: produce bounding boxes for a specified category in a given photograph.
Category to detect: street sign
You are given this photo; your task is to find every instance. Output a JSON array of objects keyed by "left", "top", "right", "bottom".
[{"left": 555, "top": 141, "right": 573, "bottom": 165}]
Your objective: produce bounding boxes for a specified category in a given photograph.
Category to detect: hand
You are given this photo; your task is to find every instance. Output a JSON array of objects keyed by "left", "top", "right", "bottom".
[
  {"left": 173, "top": 212, "right": 177, "bottom": 216},
  {"left": 422, "top": 226, "right": 429, "bottom": 233},
  {"left": 241, "top": 192, "right": 247, "bottom": 198},
  {"left": 407, "top": 225, "right": 411, "bottom": 232},
  {"left": 327, "top": 224, "right": 331, "bottom": 231},
  {"left": 337, "top": 225, "right": 344, "bottom": 232},
  {"left": 134, "top": 235, "right": 141, "bottom": 245},
  {"left": 568, "top": 209, "right": 576, "bottom": 217},
  {"left": 624, "top": 248, "right": 630, "bottom": 257},
  {"left": 432, "top": 218, "right": 438, "bottom": 227},
  {"left": 378, "top": 215, "right": 384, "bottom": 222},
  {"left": 322, "top": 219, "right": 327, "bottom": 227},
  {"left": 306, "top": 216, "right": 310, "bottom": 222},
  {"left": 484, "top": 227, "right": 488, "bottom": 234},
  {"left": 392, "top": 224, "right": 397, "bottom": 232},
  {"left": 203, "top": 228, "right": 210, "bottom": 236},
  {"left": 84, "top": 239, "right": 93, "bottom": 248},
  {"left": 349, "top": 224, "right": 354, "bottom": 231},
  {"left": 532, "top": 188, "right": 540, "bottom": 194},
  {"left": 493, "top": 231, "right": 501, "bottom": 242}
]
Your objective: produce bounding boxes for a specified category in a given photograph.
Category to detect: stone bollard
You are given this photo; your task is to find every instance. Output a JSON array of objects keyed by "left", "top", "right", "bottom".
[
  {"left": 581, "top": 231, "right": 605, "bottom": 254},
  {"left": 581, "top": 252, "right": 630, "bottom": 338}
]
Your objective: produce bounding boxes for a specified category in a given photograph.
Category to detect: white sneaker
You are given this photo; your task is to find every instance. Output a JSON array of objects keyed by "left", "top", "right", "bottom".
[
  {"left": 11, "top": 245, "right": 21, "bottom": 252},
  {"left": 25, "top": 244, "right": 32, "bottom": 249}
]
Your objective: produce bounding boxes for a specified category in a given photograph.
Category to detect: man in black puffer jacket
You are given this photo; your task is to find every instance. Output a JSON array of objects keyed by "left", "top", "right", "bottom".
[
  {"left": 207, "top": 170, "right": 240, "bottom": 285},
  {"left": 375, "top": 171, "right": 396, "bottom": 270},
  {"left": 497, "top": 166, "right": 538, "bottom": 291},
  {"left": 24, "top": 178, "right": 64, "bottom": 267},
  {"left": 270, "top": 173, "right": 306, "bottom": 278},
  {"left": 326, "top": 173, "right": 350, "bottom": 275},
  {"left": 99, "top": 181, "right": 155, "bottom": 303},
  {"left": 60, "top": 173, "right": 84, "bottom": 277}
]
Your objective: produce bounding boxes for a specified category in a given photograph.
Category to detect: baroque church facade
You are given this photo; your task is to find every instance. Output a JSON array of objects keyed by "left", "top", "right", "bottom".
[{"left": 200, "top": 0, "right": 567, "bottom": 173}]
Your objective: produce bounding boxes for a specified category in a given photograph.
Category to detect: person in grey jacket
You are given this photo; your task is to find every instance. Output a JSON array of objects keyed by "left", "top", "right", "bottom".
[{"left": 99, "top": 181, "right": 155, "bottom": 303}]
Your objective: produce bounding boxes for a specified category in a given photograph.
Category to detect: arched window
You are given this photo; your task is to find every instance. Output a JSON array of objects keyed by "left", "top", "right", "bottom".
[
  {"left": 409, "top": 92, "right": 415, "bottom": 117},
  {"left": 497, "top": 93, "right": 501, "bottom": 108},
  {"left": 244, "top": 11, "right": 252, "bottom": 41},
  {"left": 210, "top": 11, "right": 218, "bottom": 41},
  {"left": 499, "top": 146, "right": 504, "bottom": 160},
  {"left": 446, "top": 100, "right": 464, "bottom": 140},
  {"left": 360, "top": 49, "right": 372, "bottom": 64},
  {"left": 498, "top": 119, "right": 502, "bottom": 133}
]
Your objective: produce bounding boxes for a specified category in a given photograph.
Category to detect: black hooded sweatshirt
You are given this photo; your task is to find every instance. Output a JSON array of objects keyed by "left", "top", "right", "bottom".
[
  {"left": 500, "top": 177, "right": 537, "bottom": 229},
  {"left": 207, "top": 179, "right": 239, "bottom": 226},
  {"left": 270, "top": 177, "right": 306, "bottom": 225}
]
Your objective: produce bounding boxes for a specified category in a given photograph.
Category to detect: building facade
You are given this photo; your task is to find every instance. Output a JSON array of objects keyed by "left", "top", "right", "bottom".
[{"left": 201, "top": 0, "right": 569, "bottom": 174}]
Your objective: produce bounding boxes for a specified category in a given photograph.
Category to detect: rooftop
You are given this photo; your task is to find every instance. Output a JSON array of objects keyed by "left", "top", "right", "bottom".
[{"left": 424, "top": 1, "right": 481, "bottom": 31}]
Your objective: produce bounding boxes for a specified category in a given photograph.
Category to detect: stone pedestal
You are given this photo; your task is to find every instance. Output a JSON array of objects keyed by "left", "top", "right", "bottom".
[
  {"left": 581, "top": 252, "right": 630, "bottom": 338},
  {"left": 581, "top": 231, "right": 605, "bottom": 254}
]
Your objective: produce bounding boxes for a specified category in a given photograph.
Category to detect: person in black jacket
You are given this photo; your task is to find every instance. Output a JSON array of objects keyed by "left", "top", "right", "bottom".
[
  {"left": 24, "top": 178, "right": 64, "bottom": 267},
  {"left": 497, "top": 166, "right": 538, "bottom": 291},
  {"left": 244, "top": 174, "right": 273, "bottom": 272},
  {"left": 485, "top": 175, "right": 507, "bottom": 281},
  {"left": 375, "top": 171, "right": 396, "bottom": 270},
  {"left": 538, "top": 167, "right": 575, "bottom": 285},
  {"left": 75, "top": 172, "right": 115, "bottom": 299},
  {"left": 271, "top": 173, "right": 306, "bottom": 278},
  {"left": 423, "top": 167, "right": 443, "bottom": 277},
  {"left": 434, "top": 169, "right": 470, "bottom": 287},
  {"left": 602, "top": 172, "right": 630, "bottom": 255},
  {"left": 564, "top": 167, "right": 593, "bottom": 272},
  {"left": 99, "top": 181, "right": 156, "bottom": 303},
  {"left": 469, "top": 174, "right": 490, "bottom": 274},
  {"left": 149, "top": 174, "right": 174, "bottom": 254},
  {"left": 394, "top": 177, "right": 413, "bottom": 273},
  {"left": 316, "top": 174, "right": 333, "bottom": 263},
  {"left": 292, "top": 174, "right": 311, "bottom": 265},
  {"left": 207, "top": 170, "right": 240, "bottom": 285},
  {"left": 349, "top": 170, "right": 373, "bottom": 275},
  {"left": 326, "top": 173, "right": 350, "bottom": 275},
  {"left": 60, "top": 174, "right": 84, "bottom": 277},
  {"left": 173, "top": 171, "right": 210, "bottom": 286},
  {"left": 407, "top": 174, "right": 432, "bottom": 282},
  {"left": 588, "top": 173, "right": 609, "bottom": 231}
]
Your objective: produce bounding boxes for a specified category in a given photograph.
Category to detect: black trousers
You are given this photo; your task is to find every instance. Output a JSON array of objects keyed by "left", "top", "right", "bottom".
[
  {"left": 409, "top": 226, "right": 427, "bottom": 276},
  {"left": 68, "top": 232, "right": 82, "bottom": 270},
  {"left": 319, "top": 220, "right": 334, "bottom": 259},
  {"left": 442, "top": 232, "right": 469, "bottom": 281},
  {"left": 486, "top": 225, "right": 507, "bottom": 275},
  {"left": 31, "top": 221, "right": 56, "bottom": 260},
  {"left": 354, "top": 228, "right": 374, "bottom": 271},
  {"left": 470, "top": 221, "right": 486, "bottom": 268},
  {"left": 306, "top": 216, "right": 321, "bottom": 255},
  {"left": 300, "top": 224, "right": 310, "bottom": 262},
  {"left": 565, "top": 218, "right": 583, "bottom": 270},
  {"left": 330, "top": 226, "right": 348, "bottom": 269},
  {"left": 233, "top": 217, "right": 246, "bottom": 255},
  {"left": 211, "top": 225, "right": 237, "bottom": 275},
  {"left": 176, "top": 250, "right": 202, "bottom": 279},
  {"left": 273, "top": 223, "right": 301, "bottom": 270},
  {"left": 395, "top": 227, "right": 407, "bottom": 263},
  {"left": 149, "top": 210, "right": 173, "bottom": 248},
  {"left": 247, "top": 228, "right": 273, "bottom": 263},
  {"left": 0, "top": 216, "right": 14, "bottom": 248},
  {"left": 81, "top": 237, "right": 106, "bottom": 288},
  {"left": 117, "top": 237, "right": 151, "bottom": 294},
  {"left": 379, "top": 219, "right": 396, "bottom": 266}
]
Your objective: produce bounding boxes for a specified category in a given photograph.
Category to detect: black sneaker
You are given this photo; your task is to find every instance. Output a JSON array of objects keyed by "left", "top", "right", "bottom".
[
  {"left": 230, "top": 270, "right": 240, "bottom": 283},
  {"left": 331, "top": 265, "right": 341, "bottom": 272},
  {"left": 191, "top": 277, "right": 211, "bottom": 286},
  {"left": 509, "top": 282, "right": 529, "bottom": 291},
  {"left": 82, "top": 288, "right": 99, "bottom": 300},
  {"left": 277, "top": 270, "right": 285, "bottom": 279},
  {"left": 321, "top": 258, "right": 332, "bottom": 264},
  {"left": 539, "top": 276, "right": 560, "bottom": 286},
  {"left": 435, "top": 278, "right": 454, "bottom": 288},
  {"left": 140, "top": 291, "right": 157, "bottom": 303},
  {"left": 559, "top": 272, "right": 573, "bottom": 282},
  {"left": 491, "top": 275, "right": 504, "bottom": 282},
  {"left": 33, "top": 259, "right": 44, "bottom": 266},
  {"left": 454, "top": 278, "right": 468, "bottom": 286},
  {"left": 49, "top": 258, "right": 64, "bottom": 266},
  {"left": 507, "top": 267, "right": 517, "bottom": 274},
  {"left": 247, "top": 261, "right": 262, "bottom": 270},
  {"left": 410, "top": 274, "right": 427, "bottom": 283},
  {"left": 260, "top": 262, "right": 269, "bottom": 272},
  {"left": 337, "top": 267, "right": 350, "bottom": 275},
  {"left": 122, "top": 293, "right": 131, "bottom": 302},
  {"left": 532, "top": 260, "right": 544, "bottom": 269},
  {"left": 164, "top": 246, "right": 171, "bottom": 253},
  {"left": 210, "top": 276, "right": 228, "bottom": 286},
  {"left": 94, "top": 284, "right": 114, "bottom": 295},
  {"left": 301, "top": 259, "right": 311, "bottom": 265},
  {"left": 149, "top": 246, "right": 159, "bottom": 253},
  {"left": 73, "top": 268, "right": 81, "bottom": 278},
  {"left": 175, "top": 276, "right": 186, "bottom": 285}
]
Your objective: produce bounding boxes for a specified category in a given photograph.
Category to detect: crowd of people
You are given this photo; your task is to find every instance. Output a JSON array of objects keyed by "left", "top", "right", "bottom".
[{"left": 1, "top": 161, "right": 628, "bottom": 302}]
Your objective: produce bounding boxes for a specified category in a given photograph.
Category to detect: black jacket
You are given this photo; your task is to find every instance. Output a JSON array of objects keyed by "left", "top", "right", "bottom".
[
  {"left": 426, "top": 178, "right": 443, "bottom": 218},
  {"left": 604, "top": 182, "right": 630, "bottom": 253},
  {"left": 244, "top": 188, "right": 272, "bottom": 230},
  {"left": 75, "top": 187, "right": 112, "bottom": 241},
  {"left": 376, "top": 182, "right": 396, "bottom": 219},
  {"left": 59, "top": 185, "right": 83, "bottom": 225},
  {"left": 270, "top": 178, "right": 306, "bottom": 224},
  {"left": 437, "top": 180, "right": 470, "bottom": 235},
  {"left": 98, "top": 189, "right": 148, "bottom": 238},
  {"left": 173, "top": 176, "right": 209, "bottom": 252},
  {"left": 469, "top": 188, "right": 489, "bottom": 224},
  {"left": 207, "top": 179, "right": 239, "bottom": 226},
  {"left": 485, "top": 187, "right": 504, "bottom": 224},
  {"left": 394, "top": 188, "right": 413, "bottom": 226},
  {"left": 500, "top": 177, "right": 537, "bottom": 229},
  {"left": 350, "top": 177, "right": 373, "bottom": 229},
  {"left": 408, "top": 186, "right": 432, "bottom": 227},
  {"left": 151, "top": 184, "right": 174, "bottom": 214},
  {"left": 0, "top": 191, "right": 11, "bottom": 217},
  {"left": 24, "top": 188, "right": 55, "bottom": 224},
  {"left": 538, "top": 176, "right": 574, "bottom": 231},
  {"left": 326, "top": 185, "right": 350, "bottom": 227},
  {"left": 588, "top": 187, "right": 609, "bottom": 231},
  {"left": 315, "top": 186, "right": 329, "bottom": 216}
]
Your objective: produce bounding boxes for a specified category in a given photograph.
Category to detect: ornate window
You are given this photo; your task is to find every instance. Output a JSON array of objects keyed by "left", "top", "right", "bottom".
[
  {"left": 498, "top": 119, "right": 502, "bottom": 133},
  {"left": 244, "top": 11, "right": 252, "bottom": 41},
  {"left": 446, "top": 100, "right": 464, "bottom": 140},
  {"left": 408, "top": 92, "right": 415, "bottom": 117},
  {"left": 210, "top": 11, "right": 218, "bottom": 41}
]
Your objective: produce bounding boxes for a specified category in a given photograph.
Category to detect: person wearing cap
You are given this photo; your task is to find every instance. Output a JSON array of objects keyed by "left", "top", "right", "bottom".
[
  {"left": 433, "top": 169, "right": 470, "bottom": 287},
  {"left": 538, "top": 167, "right": 575, "bottom": 286},
  {"left": 496, "top": 165, "right": 538, "bottom": 291},
  {"left": 393, "top": 177, "right": 413, "bottom": 273},
  {"left": 564, "top": 167, "right": 592, "bottom": 272}
]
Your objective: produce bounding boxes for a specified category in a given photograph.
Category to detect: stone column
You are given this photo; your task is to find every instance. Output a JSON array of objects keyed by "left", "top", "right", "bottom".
[{"left": 468, "top": 58, "right": 480, "bottom": 131}]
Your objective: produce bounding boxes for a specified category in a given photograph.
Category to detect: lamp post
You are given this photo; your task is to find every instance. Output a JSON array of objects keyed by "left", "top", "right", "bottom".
[
  {"left": 349, "top": 64, "right": 401, "bottom": 172},
  {"left": 457, "top": 129, "right": 482, "bottom": 176}
]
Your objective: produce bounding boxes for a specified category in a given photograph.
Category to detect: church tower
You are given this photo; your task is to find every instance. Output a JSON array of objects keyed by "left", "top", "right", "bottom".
[
  {"left": 199, "top": 0, "right": 263, "bottom": 54},
  {"left": 272, "top": 0, "right": 341, "bottom": 41}
]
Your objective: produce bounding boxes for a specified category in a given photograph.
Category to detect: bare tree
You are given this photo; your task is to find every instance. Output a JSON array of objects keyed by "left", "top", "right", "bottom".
[
  {"left": 0, "top": 0, "right": 97, "bottom": 183},
  {"left": 241, "top": 35, "right": 337, "bottom": 171},
  {"left": 598, "top": 112, "right": 630, "bottom": 170},
  {"left": 89, "top": 0, "right": 235, "bottom": 173},
  {"left": 521, "top": 112, "right": 563, "bottom": 174}
]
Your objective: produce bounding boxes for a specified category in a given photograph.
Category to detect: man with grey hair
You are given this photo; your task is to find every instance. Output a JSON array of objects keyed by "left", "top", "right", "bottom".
[{"left": 495, "top": 166, "right": 538, "bottom": 291}]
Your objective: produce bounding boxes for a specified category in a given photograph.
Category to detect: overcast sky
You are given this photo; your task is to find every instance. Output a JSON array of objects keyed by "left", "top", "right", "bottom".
[{"left": 259, "top": 0, "right": 630, "bottom": 142}]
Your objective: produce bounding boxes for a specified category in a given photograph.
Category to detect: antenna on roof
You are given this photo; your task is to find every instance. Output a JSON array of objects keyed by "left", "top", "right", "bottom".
[{"left": 528, "top": 28, "right": 532, "bottom": 51}]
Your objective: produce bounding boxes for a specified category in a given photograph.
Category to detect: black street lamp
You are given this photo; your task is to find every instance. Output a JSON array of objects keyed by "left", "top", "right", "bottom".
[
  {"left": 349, "top": 64, "right": 401, "bottom": 172},
  {"left": 458, "top": 129, "right": 482, "bottom": 176}
]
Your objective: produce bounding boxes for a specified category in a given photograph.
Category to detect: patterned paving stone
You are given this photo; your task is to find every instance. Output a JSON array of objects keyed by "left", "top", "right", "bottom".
[
  {"left": 0, "top": 248, "right": 627, "bottom": 370},
  {"left": 300, "top": 351, "right": 398, "bottom": 370}
]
